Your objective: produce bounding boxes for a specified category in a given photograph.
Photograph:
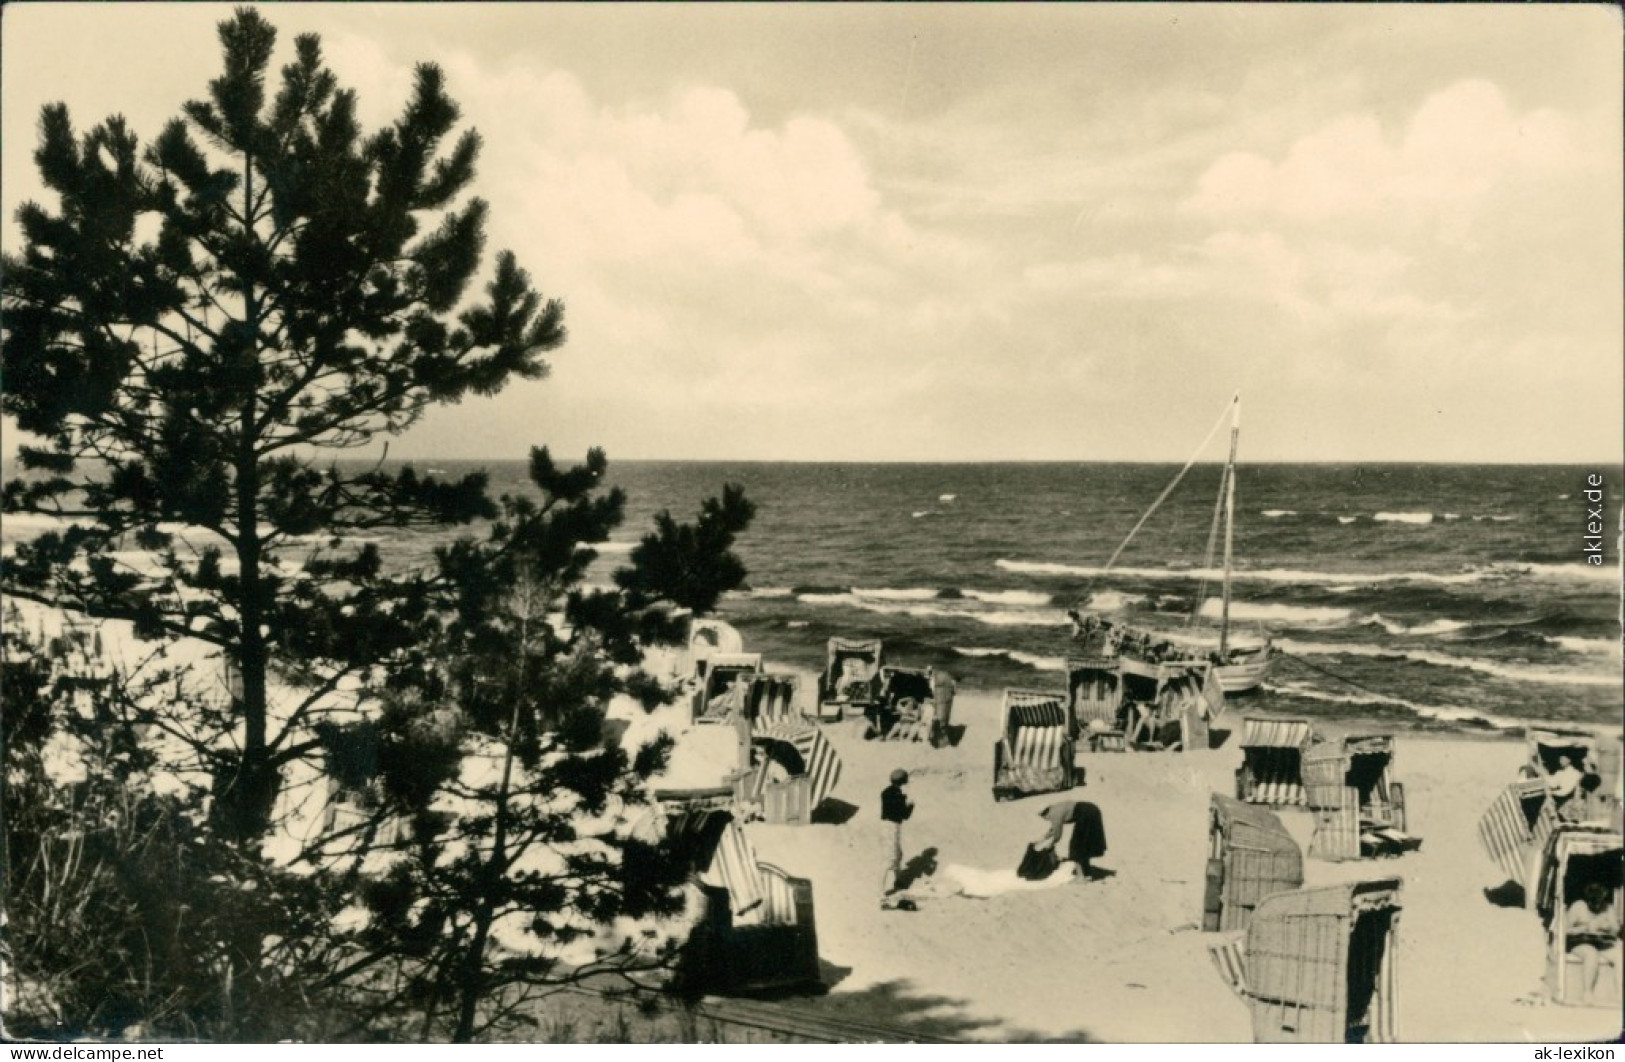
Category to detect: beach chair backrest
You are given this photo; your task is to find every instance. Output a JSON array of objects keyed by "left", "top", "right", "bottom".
[
  {"left": 1000, "top": 689, "right": 1070, "bottom": 768},
  {"left": 1210, "top": 794, "right": 1304, "bottom": 927},
  {"left": 745, "top": 672, "right": 801, "bottom": 727},
  {"left": 825, "top": 638, "right": 882, "bottom": 683},
  {"left": 1303, "top": 741, "right": 1353, "bottom": 810},
  {"left": 736, "top": 862, "right": 802, "bottom": 927},
  {"left": 1067, "top": 656, "right": 1122, "bottom": 729},
  {"left": 1001, "top": 689, "right": 1068, "bottom": 739},
  {"left": 667, "top": 808, "right": 766, "bottom": 917}
]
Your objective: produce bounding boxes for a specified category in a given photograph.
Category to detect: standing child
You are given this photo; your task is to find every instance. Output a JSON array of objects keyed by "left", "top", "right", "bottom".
[{"left": 880, "top": 768, "right": 914, "bottom": 905}]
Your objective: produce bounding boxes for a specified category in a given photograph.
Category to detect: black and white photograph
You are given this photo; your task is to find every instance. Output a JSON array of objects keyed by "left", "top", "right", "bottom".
[{"left": 2, "top": 2, "right": 1621, "bottom": 1047}]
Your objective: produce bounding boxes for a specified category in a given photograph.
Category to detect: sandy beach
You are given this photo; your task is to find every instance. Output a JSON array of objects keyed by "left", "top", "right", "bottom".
[
  {"left": 10, "top": 593, "right": 1621, "bottom": 1043},
  {"left": 714, "top": 674, "right": 1625, "bottom": 1044}
]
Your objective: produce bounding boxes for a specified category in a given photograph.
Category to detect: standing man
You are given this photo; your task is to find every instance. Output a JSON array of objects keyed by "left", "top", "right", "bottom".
[{"left": 880, "top": 768, "right": 914, "bottom": 905}]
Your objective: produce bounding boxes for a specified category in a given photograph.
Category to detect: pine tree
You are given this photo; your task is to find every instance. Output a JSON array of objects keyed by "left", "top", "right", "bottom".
[
  {"left": 2, "top": 7, "right": 565, "bottom": 844},
  {"left": 315, "top": 449, "right": 756, "bottom": 1041}
]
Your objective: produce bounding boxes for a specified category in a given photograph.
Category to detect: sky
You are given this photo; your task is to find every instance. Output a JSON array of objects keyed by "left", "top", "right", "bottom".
[{"left": 3, "top": 2, "right": 1622, "bottom": 463}]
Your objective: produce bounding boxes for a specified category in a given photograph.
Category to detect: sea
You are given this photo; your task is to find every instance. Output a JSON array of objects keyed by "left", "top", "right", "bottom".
[{"left": 367, "top": 460, "right": 1624, "bottom": 739}]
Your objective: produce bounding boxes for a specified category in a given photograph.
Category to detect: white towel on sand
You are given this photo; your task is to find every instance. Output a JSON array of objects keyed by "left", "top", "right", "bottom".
[{"left": 911, "top": 861, "right": 1081, "bottom": 899}]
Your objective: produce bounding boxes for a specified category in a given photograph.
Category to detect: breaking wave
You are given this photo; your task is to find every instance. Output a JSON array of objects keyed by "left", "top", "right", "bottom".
[
  {"left": 1369, "top": 615, "right": 1470, "bottom": 637},
  {"left": 852, "top": 587, "right": 940, "bottom": 602},
  {"left": 1263, "top": 681, "right": 1525, "bottom": 731},
  {"left": 1373, "top": 512, "right": 1434, "bottom": 525},
  {"left": 1084, "top": 590, "right": 1148, "bottom": 612},
  {"left": 794, "top": 591, "right": 1067, "bottom": 628},
  {"left": 963, "top": 589, "right": 1053, "bottom": 607},
  {"left": 953, "top": 646, "right": 1066, "bottom": 672},
  {"left": 996, "top": 557, "right": 1609, "bottom": 589},
  {"left": 1196, "top": 600, "right": 1354, "bottom": 627},
  {"left": 1549, "top": 636, "right": 1622, "bottom": 657},
  {"left": 1277, "top": 639, "right": 1623, "bottom": 688}
]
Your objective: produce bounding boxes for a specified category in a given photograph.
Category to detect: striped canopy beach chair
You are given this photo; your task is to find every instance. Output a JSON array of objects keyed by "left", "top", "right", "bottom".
[
  {"left": 1478, "top": 778, "right": 1561, "bottom": 898},
  {"left": 1235, "top": 717, "right": 1317, "bottom": 806},
  {"left": 734, "top": 722, "right": 843, "bottom": 826},
  {"left": 1210, "top": 878, "right": 1403, "bottom": 1043},
  {"left": 665, "top": 809, "right": 821, "bottom": 994},
  {"left": 741, "top": 672, "right": 802, "bottom": 729},
  {"left": 992, "top": 689, "right": 1075, "bottom": 801}
]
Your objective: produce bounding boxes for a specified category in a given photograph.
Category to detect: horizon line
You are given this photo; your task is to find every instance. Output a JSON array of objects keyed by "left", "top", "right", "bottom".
[{"left": 373, "top": 455, "right": 1625, "bottom": 467}]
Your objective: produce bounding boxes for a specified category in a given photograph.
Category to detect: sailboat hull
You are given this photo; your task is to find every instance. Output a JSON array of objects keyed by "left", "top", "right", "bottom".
[
  {"left": 1215, "top": 652, "right": 1272, "bottom": 693},
  {"left": 1107, "top": 624, "right": 1274, "bottom": 693}
]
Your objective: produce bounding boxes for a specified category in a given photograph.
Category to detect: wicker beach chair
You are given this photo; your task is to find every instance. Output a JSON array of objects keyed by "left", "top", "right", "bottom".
[
  {"left": 1204, "top": 793, "right": 1304, "bottom": 932},
  {"left": 1522, "top": 729, "right": 1624, "bottom": 826},
  {"left": 870, "top": 665, "right": 955, "bottom": 746},
  {"left": 1235, "top": 717, "right": 1317, "bottom": 806},
  {"left": 1535, "top": 824, "right": 1624, "bottom": 1007},
  {"left": 814, "top": 637, "right": 883, "bottom": 720},
  {"left": 687, "top": 618, "right": 745, "bottom": 680},
  {"left": 734, "top": 723, "right": 843, "bottom": 825},
  {"left": 1066, "top": 656, "right": 1125, "bottom": 749},
  {"left": 1211, "top": 877, "right": 1403, "bottom": 1043},
  {"left": 1303, "top": 736, "right": 1418, "bottom": 862},
  {"left": 667, "top": 809, "right": 821, "bottom": 994},
  {"left": 692, "top": 652, "right": 763, "bottom": 723},
  {"left": 992, "top": 689, "right": 1075, "bottom": 800}
]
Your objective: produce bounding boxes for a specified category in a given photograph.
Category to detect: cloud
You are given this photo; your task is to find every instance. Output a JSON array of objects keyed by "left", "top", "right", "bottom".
[
  {"left": 314, "top": 33, "right": 1009, "bottom": 459},
  {"left": 1181, "top": 79, "right": 1588, "bottom": 227},
  {"left": 4, "top": 10, "right": 1617, "bottom": 464}
]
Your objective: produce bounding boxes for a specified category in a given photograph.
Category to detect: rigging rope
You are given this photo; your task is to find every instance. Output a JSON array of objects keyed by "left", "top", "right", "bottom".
[{"left": 1075, "top": 395, "right": 1236, "bottom": 613}]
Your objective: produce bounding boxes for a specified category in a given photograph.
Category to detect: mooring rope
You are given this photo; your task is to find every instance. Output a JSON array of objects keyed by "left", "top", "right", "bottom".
[{"left": 1273, "top": 647, "right": 1412, "bottom": 706}]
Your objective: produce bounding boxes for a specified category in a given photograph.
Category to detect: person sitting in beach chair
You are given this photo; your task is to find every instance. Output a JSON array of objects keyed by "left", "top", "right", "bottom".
[
  {"left": 1565, "top": 882, "right": 1621, "bottom": 1006},
  {"left": 708, "top": 672, "right": 752, "bottom": 718},
  {"left": 1549, "top": 756, "right": 1588, "bottom": 822}
]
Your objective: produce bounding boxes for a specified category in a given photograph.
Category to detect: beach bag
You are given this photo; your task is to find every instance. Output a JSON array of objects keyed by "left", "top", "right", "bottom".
[{"left": 1017, "top": 843, "right": 1060, "bottom": 881}]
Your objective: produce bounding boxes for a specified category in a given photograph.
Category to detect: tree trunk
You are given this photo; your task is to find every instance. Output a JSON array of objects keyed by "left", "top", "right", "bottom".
[
  {"left": 216, "top": 151, "right": 278, "bottom": 847},
  {"left": 451, "top": 911, "right": 493, "bottom": 1043}
]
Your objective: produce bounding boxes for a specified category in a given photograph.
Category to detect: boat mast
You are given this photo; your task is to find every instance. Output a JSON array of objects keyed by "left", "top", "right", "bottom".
[{"left": 1219, "top": 393, "right": 1240, "bottom": 656}]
